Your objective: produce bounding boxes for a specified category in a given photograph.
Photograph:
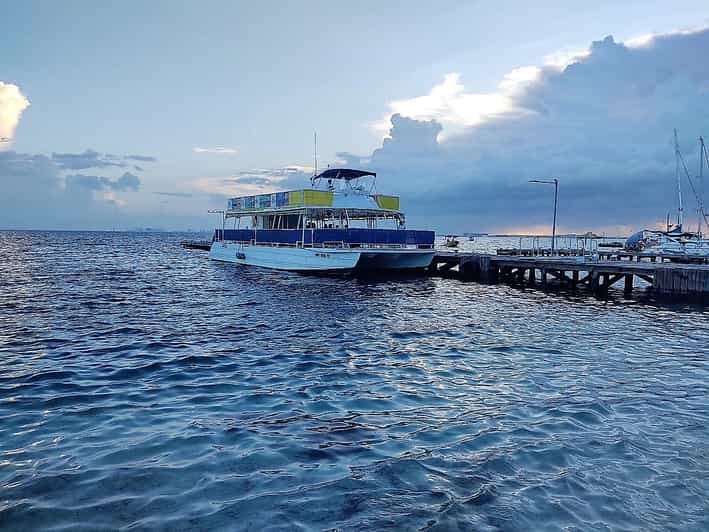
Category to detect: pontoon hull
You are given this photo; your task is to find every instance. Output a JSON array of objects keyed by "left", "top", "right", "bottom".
[
  {"left": 208, "top": 242, "right": 435, "bottom": 271},
  {"left": 356, "top": 249, "right": 436, "bottom": 270},
  {"left": 209, "top": 242, "right": 360, "bottom": 271}
]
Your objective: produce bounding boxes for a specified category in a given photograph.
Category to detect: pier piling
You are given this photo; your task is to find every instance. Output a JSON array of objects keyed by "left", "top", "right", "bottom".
[{"left": 429, "top": 250, "right": 709, "bottom": 300}]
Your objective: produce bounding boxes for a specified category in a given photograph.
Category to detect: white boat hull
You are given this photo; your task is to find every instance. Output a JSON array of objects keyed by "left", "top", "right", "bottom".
[
  {"left": 209, "top": 242, "right": 360, "bottom": 271},
  {"left": 626, "top": 230, "right": 709, "bottom": 257},
  {"left": 208, "top": 242, "right": 435, "bottom": 271}
]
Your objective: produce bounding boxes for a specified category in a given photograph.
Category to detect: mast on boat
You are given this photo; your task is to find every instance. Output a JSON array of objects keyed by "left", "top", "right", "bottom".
[
  {"left": 672, "top": 129, "right": 708, "bottom": 235},
  {"left": 674, "top": 129, "right": 684, "bottom": 230},
  {"left": 699, "top": 136, "right": 706, "bottom": 237}
]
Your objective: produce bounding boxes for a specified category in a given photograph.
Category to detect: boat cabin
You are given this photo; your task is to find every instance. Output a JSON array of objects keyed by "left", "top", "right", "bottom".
[{"left": 214, "top": 168, "right": 434, "bottom": 249}]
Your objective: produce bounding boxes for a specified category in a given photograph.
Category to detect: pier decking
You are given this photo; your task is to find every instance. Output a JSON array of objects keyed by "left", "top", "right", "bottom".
[
  {"left": 496, "top": 247, "right": 709, "bottom": 264},
  {"left": 430, "top": 251, "right": 709, "bottom": 299}
]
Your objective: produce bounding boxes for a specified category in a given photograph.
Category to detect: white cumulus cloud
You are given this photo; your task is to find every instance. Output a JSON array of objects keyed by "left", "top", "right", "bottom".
[
  {"left": 0, "top": 82, "right": 30, "bottom": 148},
  {"left": 373, "top": 70, "right": 540, "bottom": 141}
]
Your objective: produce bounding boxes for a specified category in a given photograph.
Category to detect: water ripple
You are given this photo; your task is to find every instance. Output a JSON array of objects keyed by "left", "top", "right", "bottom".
[{"left": 0, "top": 231, "right": 708, "bottom": 531}]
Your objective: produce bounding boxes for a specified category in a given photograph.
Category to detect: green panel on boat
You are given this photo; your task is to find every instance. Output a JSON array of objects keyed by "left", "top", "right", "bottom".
[
  {"left": 373, "top": 194, "right": 400, "bottom": 210},
  {"left": 288, "top": 190, "right": 333, "bottom": 206}
]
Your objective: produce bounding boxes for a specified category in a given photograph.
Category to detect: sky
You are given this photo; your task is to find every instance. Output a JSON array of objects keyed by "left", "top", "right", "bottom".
[{"left": 2, "top": 0, "right": 709, "bottom": 234}]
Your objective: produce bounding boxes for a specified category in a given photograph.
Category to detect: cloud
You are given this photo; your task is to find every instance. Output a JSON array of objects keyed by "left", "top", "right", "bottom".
[
  {"left": 51, "top": 149, "right": 125, "bottom": 169},
  {"left": 126, "top": 154, "right": 157, "bottom": 162},
  {"left": 191, "top": 166, "right": 313, "bottom": 197},
  {"left": 64, "top": 171, "right": 140, "bottom": 192},
  {"left": 0, "top": 82, "right": 30, "bottom": 148},
  {"left": 112, "top": 172, "right": 140, "bottom": 191},
  {"left": 100, "top": 191, "right": 127, "bottom": 208},
  {"left": 351, "top": 28, "right": 709, "bottom": 234},
  {"left": 371, "top": 70, "right": 539, "bottom": 141},
  {"left": 192, "top": 146, "right": 238, "bottom": 154},
  {"left": 624, "top": 24, "right": 709, "bottom": 49},
  {"left": 233, "top": 176, "right": 273, "bottom": 186},
  {"left": 153, "top": 191, "right": 193, "bottom": 198},
  {"left": 64, "top": 174, "right": 110, "bottom": 191},
  {"left": 0, "top": 150, "right": 145, "bottom": 229},
  {"left": 50, "top": 150, "right": 157, "bottom": 171}
]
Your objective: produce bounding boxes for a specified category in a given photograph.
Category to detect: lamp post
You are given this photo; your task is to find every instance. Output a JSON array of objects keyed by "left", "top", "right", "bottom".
[{"left": 529, "top": 178, "right": 558, "bottom": 254}]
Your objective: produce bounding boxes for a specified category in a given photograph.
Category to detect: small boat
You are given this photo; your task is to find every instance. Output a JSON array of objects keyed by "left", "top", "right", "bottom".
[
  {"left": 625, "top": 228, "right": 709, "bottom": 256},
  {"left": 444, "top": 235, "right": 459, "bottom": 248},
  {"left": 625, "top": 130, "right": 709, "bottom": 257},
  {"left": 208, "top": 168, "right": 436, "bottom": 271}
]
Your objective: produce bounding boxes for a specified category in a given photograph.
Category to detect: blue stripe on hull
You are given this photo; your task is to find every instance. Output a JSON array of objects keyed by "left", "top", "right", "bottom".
[{"left": 213, "top": 228, "right": 435, "bottom": 247}]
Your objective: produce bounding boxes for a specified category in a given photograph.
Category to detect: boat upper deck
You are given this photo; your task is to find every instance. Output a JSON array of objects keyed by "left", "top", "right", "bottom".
[
  {"left": 226, "top": 168, "right": 401, "bottom": 218},
  {"left": 226, "top": 189, "right": 400, "bottom": 217}
]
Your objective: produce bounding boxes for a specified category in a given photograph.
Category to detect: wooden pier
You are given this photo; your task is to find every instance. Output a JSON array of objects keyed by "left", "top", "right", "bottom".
[
  {"left": 496, "top": 247, "right": 709, "bottom": 264},
  {"left": 180, "top": 240, "right": 211, "bottom": 251},
  {"left": 429, "top": 251, "right": 709, "bottom": 299},
  {"left": 180, "top": 239, "right": 708, "bottom": 300}
]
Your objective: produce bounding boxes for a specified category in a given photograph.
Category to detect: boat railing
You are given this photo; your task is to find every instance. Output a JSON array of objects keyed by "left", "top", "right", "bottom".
[{"left": 219, "top": 236, "right": 433, "bottom": 250}]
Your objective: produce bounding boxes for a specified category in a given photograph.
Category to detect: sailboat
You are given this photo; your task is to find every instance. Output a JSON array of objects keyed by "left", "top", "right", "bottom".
[{"left": 625, "top": 131, "right": 709, "bottom": 257}]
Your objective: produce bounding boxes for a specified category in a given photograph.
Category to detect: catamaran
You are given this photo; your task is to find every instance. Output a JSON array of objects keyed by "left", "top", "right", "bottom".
[
  {"left": 625, "top": 131, "right": 709, "bottom": 257},
  {"left": 208, "top": 168, "right": 436, "bottom": 271}
]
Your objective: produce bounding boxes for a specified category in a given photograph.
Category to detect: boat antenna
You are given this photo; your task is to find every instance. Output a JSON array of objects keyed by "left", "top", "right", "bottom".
[
  {"left": 310, "top": 131, "right": 318, "bottom": 188},
  {"left": 674, "top": 128, "right": 684, "bottom": 230}
]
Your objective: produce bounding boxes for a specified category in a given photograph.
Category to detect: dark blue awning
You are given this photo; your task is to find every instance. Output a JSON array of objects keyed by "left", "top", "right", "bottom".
[{"left": 314, "top": 168, "right": 376, "bottom": 181}]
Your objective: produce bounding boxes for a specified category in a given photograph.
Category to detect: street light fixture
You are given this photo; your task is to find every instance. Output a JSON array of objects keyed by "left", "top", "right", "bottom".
[{"left": 528, "top": 178, "right": 559, "bottom": 254}]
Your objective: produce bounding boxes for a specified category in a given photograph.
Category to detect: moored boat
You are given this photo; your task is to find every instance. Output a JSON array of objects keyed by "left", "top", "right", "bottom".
[
  {"left": 208, "top": 168, "right": 435, "bottom": 271},
  {"left": 625, "top": 131, "right": 709, "bottom": 257},
  {"left": 444, "top": 235, "right": 459, "bottom": 248}
]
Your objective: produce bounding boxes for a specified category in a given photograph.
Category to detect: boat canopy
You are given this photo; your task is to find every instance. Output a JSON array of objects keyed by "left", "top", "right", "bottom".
[{"left": 313, "top": 168, "right": 376, "bottom": 181}]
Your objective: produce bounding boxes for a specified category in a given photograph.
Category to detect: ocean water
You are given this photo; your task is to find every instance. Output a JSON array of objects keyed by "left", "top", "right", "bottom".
[{"left": 1, "top": 231, "right": 708, "bottom": 531}]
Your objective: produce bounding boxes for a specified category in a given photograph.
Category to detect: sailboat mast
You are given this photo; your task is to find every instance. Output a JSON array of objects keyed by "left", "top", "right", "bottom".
[
  {"left": 699, "top": 135, "right": 707, "bottom": 237},
  {"left": 699, "top": 136, "right": 705, "bottom": 237},
  {"left": 674, "top": 129, "right": 684, "bottom": 230}
]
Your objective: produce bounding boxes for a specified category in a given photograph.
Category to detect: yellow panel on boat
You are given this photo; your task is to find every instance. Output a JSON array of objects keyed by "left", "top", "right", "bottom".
[
  {"left": 303, "top": 190, "right": 333, "bottom": 205},
  {"left": 288, "top": 190, "right": 333, "bottom": 206},
  {"left": 288, "top": 190, "right": 303, "bottom": 205},
  {"left": 373, "top": 194, "right": 400, "bottom": 210}
]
